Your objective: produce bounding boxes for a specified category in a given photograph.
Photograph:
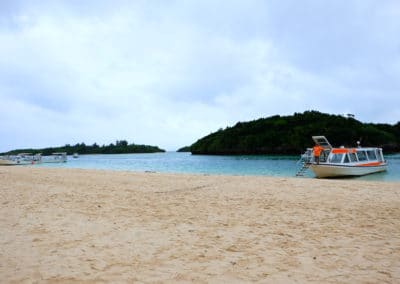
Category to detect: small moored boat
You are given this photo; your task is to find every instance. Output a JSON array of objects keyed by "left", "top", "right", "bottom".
[
  {"left": 298, "top": 136, "right": 387, "bottom": 178},
  {"left": 42, "top": 152, "right": 67, "bottom": 163},
  {"left": 0, "top": 157, "right": 18, "bottom": 165}
]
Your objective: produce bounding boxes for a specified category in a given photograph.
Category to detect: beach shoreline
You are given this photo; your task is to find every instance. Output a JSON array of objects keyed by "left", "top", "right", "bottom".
[{"left": 1, "top": 167, "right": 399, "bottom": 283}]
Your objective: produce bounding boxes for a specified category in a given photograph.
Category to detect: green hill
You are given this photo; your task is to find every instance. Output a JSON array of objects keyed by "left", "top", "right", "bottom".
[
  {"left": 190, "top": 111, "right": 400, "bottom": 155},
  {"left": 1, "top": 140, "right": 165, "bottom": 156}
]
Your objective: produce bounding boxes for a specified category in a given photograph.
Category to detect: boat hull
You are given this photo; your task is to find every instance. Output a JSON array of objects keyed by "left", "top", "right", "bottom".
[
  {"left": 310, "top": 163, "right": 387, "bottom": 178},
  {"left": 0, "top": 159, "right": 18, "bottom": 166},
  {"left": 0, "top": 159, "right": 36, "bottom": 166}
]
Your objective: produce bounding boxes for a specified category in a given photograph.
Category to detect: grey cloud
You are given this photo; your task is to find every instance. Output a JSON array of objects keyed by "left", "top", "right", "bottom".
[{"left": 0, "top": 0, "right": 399, "bottom": 152}]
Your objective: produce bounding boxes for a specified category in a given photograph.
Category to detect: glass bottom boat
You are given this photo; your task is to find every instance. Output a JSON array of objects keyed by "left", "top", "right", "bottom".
[{"left": 300, "top": 136, "right": 387, "bottom": 178}]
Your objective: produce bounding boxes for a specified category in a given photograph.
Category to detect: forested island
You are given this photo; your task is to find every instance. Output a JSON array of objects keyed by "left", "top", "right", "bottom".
[
  {"left": 1, "top": 140, "right": 165, "bottom": 156},
  {"left": 177, "top": 146, "right": 191, "bottom": 152},
  {"left": 189, "top": 111, "right": 400, "bottom": 155}
]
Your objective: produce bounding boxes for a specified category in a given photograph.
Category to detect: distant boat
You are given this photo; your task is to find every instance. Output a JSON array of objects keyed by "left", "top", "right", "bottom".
[
  {"left": 297, "top": 136, "right": 387, "bottom": 178},
  {"left": 42, "top": 152, "right": 67, "bottom": 163},
  {"left": 0, "top": 153, "right": 42, "bottom": 166},
  {"left": 73, "top": 153, "right": 79, "bottom": 158},
  {"left": 0, "top": 157, "right": 19, "bottom": 165}
]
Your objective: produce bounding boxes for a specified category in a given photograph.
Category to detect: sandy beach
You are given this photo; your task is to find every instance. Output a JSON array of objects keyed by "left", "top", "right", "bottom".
[{"left": 1, "top": 167, "right": 399, "bottom": 283}]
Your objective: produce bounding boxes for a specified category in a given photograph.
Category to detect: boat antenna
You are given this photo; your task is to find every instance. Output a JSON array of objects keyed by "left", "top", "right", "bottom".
[{"left": 357, "top": 137, "right": 362, "bottom": 147}]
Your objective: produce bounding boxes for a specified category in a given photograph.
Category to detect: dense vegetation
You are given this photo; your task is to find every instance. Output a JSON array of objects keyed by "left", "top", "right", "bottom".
[
  {"left": 190, "top": 111, "right": 400, "bottom": 155},
  {"left": 1, "top": 140, "right": 165, "bottom": 156},
  {"left": 177, "top": 146, "right": 191, "bottom": 152}
]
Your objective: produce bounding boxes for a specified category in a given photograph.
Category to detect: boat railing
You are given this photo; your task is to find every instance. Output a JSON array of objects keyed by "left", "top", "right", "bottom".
[
  {"left": 296, "top": 148, "right": 314, "bottom": 176},
  {"left": 298, "top": 148, "right": 313, "bottom": 164},
  {"left": 297, "top": 148, "right": 331, "bottom": 165}
]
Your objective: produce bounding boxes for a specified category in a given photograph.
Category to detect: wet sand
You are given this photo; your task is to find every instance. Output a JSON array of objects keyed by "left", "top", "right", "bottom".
[{"left": 1, "top": 167, "right": 399, "bottom": 283}]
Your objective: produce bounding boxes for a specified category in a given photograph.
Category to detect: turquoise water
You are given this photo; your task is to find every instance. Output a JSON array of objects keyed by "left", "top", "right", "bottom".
[{"left": 36, "top": 152, "right": 400, "bottom": 181}]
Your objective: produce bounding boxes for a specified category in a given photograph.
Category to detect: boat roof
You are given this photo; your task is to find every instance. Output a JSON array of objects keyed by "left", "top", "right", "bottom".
[
  {"left": 312, "top": 136, "right": 332, "bottom": 149},
  {"left": 331, "top": 147, "right": 382, "bottom": 154}
]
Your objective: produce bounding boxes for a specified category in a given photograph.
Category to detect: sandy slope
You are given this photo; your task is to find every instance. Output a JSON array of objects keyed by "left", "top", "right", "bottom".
[{"left": 1, "top": 167, "right": 399, "bottom": 283}]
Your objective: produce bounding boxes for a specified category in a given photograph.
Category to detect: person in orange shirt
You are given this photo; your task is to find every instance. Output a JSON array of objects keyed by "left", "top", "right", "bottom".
[{"left": 313, "top": 144, "right": 323, "bottom": 164}]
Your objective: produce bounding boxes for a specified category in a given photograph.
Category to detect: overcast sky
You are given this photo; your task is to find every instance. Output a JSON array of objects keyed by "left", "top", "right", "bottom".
[{"left": 1, "top": 0, "right": 399, "bottom": 152}]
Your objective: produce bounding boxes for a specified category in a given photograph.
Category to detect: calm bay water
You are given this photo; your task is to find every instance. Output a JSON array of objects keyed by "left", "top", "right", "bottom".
[{"left": 36, "top": 152, "right": 400, "bottom": 181}]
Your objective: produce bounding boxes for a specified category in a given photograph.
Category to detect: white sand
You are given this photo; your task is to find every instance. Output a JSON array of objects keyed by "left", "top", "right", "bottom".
[{"left": 1, "top": 167, "right": 399, "bottom": 283}]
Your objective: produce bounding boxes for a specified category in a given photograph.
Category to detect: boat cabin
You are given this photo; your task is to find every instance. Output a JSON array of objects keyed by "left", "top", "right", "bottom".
[{"left": 327, "top": 147, "right": 384, "bottom": 164}]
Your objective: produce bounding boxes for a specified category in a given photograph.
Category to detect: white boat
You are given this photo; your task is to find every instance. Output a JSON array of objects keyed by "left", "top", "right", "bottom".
[
  {"left": 73, "top": 153, "right": 79, "bottom": 158},
  {"left": 42, "top": 152, "right": 67, "bottom": 163},
  {"left": 298, "top": 136, "right": 387, "bottom": 178}
]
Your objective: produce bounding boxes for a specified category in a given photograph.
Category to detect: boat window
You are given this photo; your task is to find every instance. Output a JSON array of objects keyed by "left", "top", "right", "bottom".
[
  {"left": 377, "top": 149, "right": 383, "bottom": 162},
  {"left": 357, "top": 151, "right": 367, "bottom": 161},
  {"left": 367, "top": 150, "right": 377, "bottom": 160},
  {"left": 343, "top": 154, "right": 350, "bottom": 163},
  {"left": 329, "top": 153, "right": 343, "bottom": 163},
  {"left": 349, "top": 153, "right": 357, "bottom": 162}
]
